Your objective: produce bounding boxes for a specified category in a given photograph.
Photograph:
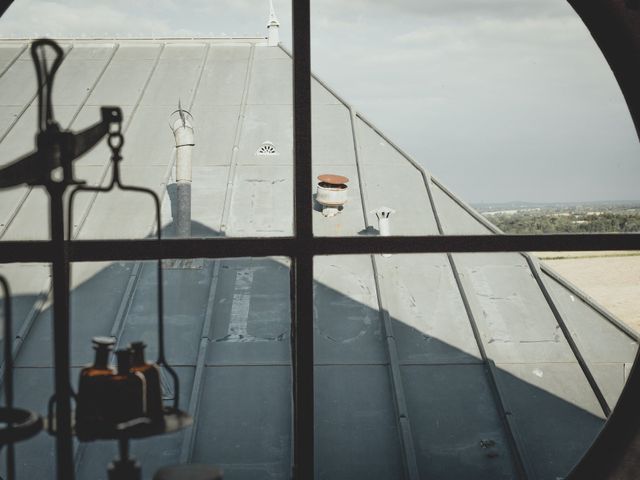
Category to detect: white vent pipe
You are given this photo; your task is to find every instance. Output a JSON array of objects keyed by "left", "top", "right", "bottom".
[
  {"left": 170, "top": 106, "right": 195, "bottom": 237},
  {"left": 371, "top": 207, "right": 395, "bottom": 258}
]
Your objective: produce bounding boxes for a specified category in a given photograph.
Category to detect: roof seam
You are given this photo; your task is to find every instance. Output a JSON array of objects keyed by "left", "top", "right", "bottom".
[
  {"left": 540, "top": 262, "right": 640, "bottom": 342},
  {"left": 417, "top": 130, "right": 533, "bottom": 477},
  {"left": 0, "top": 44, "right": 75, "bottom": 146},
  {"left": 0, "top": 275, "right": 50, "bottom": 387},
  {"left": 220, "top": 44, "right": 256, "bottom": 234},
  {"left": 356, "top": 96, "right": 617, "bottom": 419},
  {"left": 370, "top": 259, "right": 420, "bottom": 480},
  {"left": 277, "top": 44, "right": 353, "bottom": 108},
  {"left": 523, "top": 253, "right": 612, "bottom": 416},
  {"left": 66, "top": 43, "right": 120, "bottom": 129},
  {"left": 180, "top": 259, "right": 221, "bottom": 463},
  {"left": 431, "top": 175, "right": 640, "bottom": 347},
  {"left": 447, "top": 252, "right": 535, "bottom": 479},
  {"left": 348, "top": 83, "right": 420, "bottom": 480},
  {"left": 66, "top": 41, "right": 166, "bottom": 470},
  {"left": 0, "top": 45, "right": 76, "bottom": 241},
  {"left": 349, "top": 106, "right": 373, "bottom": 229},
  {"left": 0, "top": 43, "right": 27, "bottom": 80},
  {"left": 72, "top": 42, "right": 166, "bottom": 240}
]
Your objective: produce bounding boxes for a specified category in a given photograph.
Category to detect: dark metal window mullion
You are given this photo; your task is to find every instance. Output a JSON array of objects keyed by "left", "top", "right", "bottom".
[
  {"left": 292, "top": 0, "right": 314, "bottom": 478},
  {"left": 2, "top": 234, "right": 640, "bottom": 263}
]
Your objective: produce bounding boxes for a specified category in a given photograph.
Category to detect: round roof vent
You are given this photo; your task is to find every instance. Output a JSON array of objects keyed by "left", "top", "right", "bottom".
[
  {"left": 316, "top": 173, "right": 349, "bottom": 217},
  {"left": 256, "top": 141, "right": 278, "bottom": 156}
]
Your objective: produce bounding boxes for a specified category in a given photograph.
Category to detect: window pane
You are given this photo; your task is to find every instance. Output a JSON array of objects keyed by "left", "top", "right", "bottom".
[
  {"left": 310, "top": 0, "right": 640, "bottom": 238},
  {"left": 1, "top": 257, "right": 292, "bottom": 479},
  {"left": 0, "top": 33, "right": 296, "bottom": 241},
  {"left": 314, "top": 252, "right": 638, "bottom": 479}
]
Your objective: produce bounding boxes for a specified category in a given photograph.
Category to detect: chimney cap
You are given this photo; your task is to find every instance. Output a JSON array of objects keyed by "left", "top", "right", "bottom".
[{"left": 318, "top": 174, "right": 349, "bottom": 185}]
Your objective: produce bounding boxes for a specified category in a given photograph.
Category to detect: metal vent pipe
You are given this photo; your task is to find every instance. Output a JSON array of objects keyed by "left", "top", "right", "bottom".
[
  {"left": 170, "top": 106, "right": 194, "bottom": 237},
  {"left": 372, "top": 207, "right": 395, "bottom": 257}
]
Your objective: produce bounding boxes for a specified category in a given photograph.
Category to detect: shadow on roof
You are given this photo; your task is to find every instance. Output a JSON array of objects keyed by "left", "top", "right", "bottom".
[{"left": 0, "top": 219, "right": 612, "bottom": 480}]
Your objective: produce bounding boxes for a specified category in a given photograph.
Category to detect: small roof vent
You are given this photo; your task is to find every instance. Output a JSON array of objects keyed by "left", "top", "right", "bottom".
[
  {"left": 256, "top": 141, "right": 278, "bottom": 156},
  {"left": 316, "top": 173, "right": 349, "bottom": 217}
]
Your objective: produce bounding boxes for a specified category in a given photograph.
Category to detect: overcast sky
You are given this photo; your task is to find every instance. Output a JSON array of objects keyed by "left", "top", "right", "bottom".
[{"left": 2, "top": 0, "right": 639, "bottom": 203}]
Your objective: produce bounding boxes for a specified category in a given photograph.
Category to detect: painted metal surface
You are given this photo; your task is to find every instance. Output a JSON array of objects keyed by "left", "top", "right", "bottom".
[{"left": 0, "top": 37, "right": 637, "bottom": 480}]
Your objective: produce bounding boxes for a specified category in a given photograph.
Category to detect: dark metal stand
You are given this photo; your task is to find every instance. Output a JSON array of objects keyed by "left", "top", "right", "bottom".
[
  {"left": 0, "top": 39, "right": 191, "bottom": 479},
  {"left": 108, "top": 438, "right": 141, "bottom": 480},
  {"left": 48, "top": 183, "right": 75, "bottom": 480},
  {"left": 0, "top": 277, "right": 43, "bottom": 480}
]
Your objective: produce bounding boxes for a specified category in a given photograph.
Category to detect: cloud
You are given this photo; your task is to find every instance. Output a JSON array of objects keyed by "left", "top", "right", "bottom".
[
  {"left": 0, "top": 1, "right": 179, "bottom": 36},
  {"left": 312, "top": 0, "right": 573, "bottom": 21},
  {"left": 0, "top": 0, "right": 279, "bottom": 37},
  {"left": 394, "top": 15, "right": 588, "bottom": 52}
]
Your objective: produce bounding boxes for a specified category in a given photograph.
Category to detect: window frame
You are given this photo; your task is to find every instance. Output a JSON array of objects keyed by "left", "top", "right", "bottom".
[{"left": 0, "top": 0, "right": 640, "bottom": 479}]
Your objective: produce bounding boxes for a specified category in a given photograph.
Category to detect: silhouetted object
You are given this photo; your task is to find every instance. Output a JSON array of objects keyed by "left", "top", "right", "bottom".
[
  {"left": 0, "top": 38, "right": 124, "bottom": 480},
  {"left": 153, "top": 464, "right": 223, "bottom": 480},
  {"left": 65, "top": 74, "right": 184, "bottom": 420},
  {"left": 76, "top": 337, "right": 116, "bottom": 435},
  {"left": 0, "top": 37, "right": 192, "bottom": 479},
  {"left": 130, "top": 341, "right": 164, "bottom": 422},
  {"left": 108, "top": 438, "right": 142, "bottom": 480},
  {"left": 0, "top": 276, "right": 43, "bottom": 480},
  {"left": 109, "top": 349, "right": 147, "bottom": 426}
]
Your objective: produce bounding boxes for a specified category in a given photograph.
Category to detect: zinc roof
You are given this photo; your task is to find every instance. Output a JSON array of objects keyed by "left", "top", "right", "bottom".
[{"left": 0, "top": 38, "right": 637, "bottom": 480}]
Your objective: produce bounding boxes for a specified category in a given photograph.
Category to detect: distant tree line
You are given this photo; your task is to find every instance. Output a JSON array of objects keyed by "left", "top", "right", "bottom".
[{"left": 485, "top": 212, "right": 640, "bottom": 234}]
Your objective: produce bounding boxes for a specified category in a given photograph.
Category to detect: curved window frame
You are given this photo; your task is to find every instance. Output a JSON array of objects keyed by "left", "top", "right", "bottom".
[{"left": 0, "top": 1, "right": 640, "bottom": 479}]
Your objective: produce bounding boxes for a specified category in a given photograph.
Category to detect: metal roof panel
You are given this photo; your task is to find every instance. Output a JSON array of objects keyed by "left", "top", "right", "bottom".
[{"left": 0, "top": 38, "right": 636, "bottom": 480}]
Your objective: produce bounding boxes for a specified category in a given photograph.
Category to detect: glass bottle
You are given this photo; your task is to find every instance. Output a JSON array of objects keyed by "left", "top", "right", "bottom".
[
  {"left": 76, "top": 336, "right": 116, "bottom": 434},
  {"left": 130, "top": 341, "right": 164, "bottom": 421},
  {"left": 107, "top": 348, "right": 147, "bottom": 427}
]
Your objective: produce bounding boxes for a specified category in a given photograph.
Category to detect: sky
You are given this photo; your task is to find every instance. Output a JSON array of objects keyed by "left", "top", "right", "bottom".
[{"left": 1, "top": 0, "right": 639, "bottom": 203}]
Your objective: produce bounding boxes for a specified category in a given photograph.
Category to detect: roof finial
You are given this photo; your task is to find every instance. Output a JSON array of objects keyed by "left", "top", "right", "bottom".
[{"left": 267, "top": 0, "right": 280, "bottom": 47}]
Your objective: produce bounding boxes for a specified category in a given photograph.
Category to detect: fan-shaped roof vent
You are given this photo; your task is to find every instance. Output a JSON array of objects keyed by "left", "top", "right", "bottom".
[{"left": 256, "top": 141, "right": 278, "bottom": 156}]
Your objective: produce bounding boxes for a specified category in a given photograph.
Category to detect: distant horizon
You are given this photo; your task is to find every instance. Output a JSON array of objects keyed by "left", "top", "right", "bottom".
[{"left": 471, "top": 198, "right": 640, "bottom": 206}]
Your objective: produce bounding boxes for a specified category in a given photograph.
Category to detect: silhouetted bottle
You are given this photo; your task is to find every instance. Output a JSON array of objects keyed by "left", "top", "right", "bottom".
[
  {"left": 76, "top": 336, "right": 116, "bottom": 435},
  {"left": 107, "top": 349, "right": 147, "bottom": 427},
  {"left": 130, "top": 341, "right": 164, "bottom": 421}
]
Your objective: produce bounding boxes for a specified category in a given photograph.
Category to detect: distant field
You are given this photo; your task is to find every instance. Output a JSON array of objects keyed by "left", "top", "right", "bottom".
[
  {"left": 476, "top": 201, "right": 640, "bottom": 234},
  {"left": 539, "top": 252, "right": 640, "bottom": 333},
  {"left": 474, "top": 203, "right": 640, "bottom": 333}
]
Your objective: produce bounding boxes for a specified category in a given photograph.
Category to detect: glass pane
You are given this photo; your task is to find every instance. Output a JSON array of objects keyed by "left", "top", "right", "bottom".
[
  {"left": 0, "top": 5, "right": 295, "bottom": 241},
  {"left": 314, "top": 252, "right": 639, "bottom": 479},
  {"left": 1, "top": 257, "right": 292, "bottom": 479},
  {"left": 309, "top": 0, "right": 640, "bottom": 237}
]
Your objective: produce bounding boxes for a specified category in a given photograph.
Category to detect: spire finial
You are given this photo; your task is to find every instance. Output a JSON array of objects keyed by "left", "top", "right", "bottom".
[
  {"left": 268, "top": 0, "right": 279, "bottom": 26},
  {"left": 267, "top": 0, "right": 280, "bottom": 46}
]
